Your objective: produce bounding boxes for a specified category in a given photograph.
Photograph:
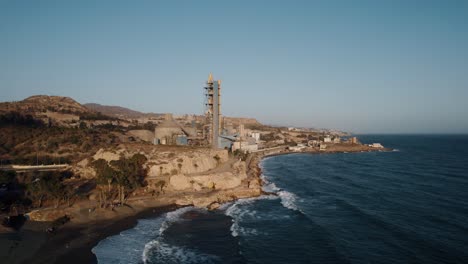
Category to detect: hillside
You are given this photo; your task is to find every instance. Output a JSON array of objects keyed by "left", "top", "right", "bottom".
[
  {"left": 0, "top": 95, "right": 132, "bottom": 165},
  {"left": 0, "top": 95, "right": 90, "bottom": 115},
  {"left": 84, "top": 103, "right": 168, "bottom": 120},
  {"left": 84, "top": 103, "right": 145, "bottom": 119},
  {"left": 0, "top": 95, "right": 118, "bottom": 128}
]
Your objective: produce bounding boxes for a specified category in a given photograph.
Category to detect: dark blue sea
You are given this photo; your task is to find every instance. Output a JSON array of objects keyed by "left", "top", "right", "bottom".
[{"left": 93, "top": 135, "right": 468, "bottom": 264}]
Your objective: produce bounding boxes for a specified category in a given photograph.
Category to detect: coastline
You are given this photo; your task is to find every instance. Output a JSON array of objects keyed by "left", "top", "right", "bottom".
[
  {"left": 2, "top": 145, "right": 388, "bottom": 264},
  {"left": 1, "top": 203, "right": 179, "bottom": 264},
  {"left": 2, "top": 158, "right": 264, "bottom": 264}
]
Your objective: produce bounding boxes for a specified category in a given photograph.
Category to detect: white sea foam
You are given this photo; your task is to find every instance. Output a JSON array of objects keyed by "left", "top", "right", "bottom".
[
  {"left": 159, "top": 206, "right": 200, "bottom": 234},
  {"left": 277, "top": 190, "right": 300, "bottom": 211},
  {"left": 141, "top": 206, "right": 210, "bottom": 263},
  {"left": 94, "top": 206, "right": 210, "bottom": 264},
  {"left": 93, "top": 217, "right": 166, "bottom": 264},
  {"left": 261, "top": 174, "right": 281, "bottom": 193},
  {"left": 224, "top": 195, "right": 278, "bottom": 237},
  {"left": 142, "top": 240, "right": 220, "bottom": 264},
  {"left": 262, "top": 174, "right": 302, "bottom": 212}
]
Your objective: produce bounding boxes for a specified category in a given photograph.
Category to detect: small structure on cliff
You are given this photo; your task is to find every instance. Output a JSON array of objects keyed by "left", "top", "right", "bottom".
[{"left": 154, "top": 114, "right": 187, "bottom": 145}]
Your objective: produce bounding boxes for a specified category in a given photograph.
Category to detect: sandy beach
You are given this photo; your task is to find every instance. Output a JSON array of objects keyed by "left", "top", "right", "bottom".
[{"left": 1, "top": 203, "right": 179, "bottom": 264}]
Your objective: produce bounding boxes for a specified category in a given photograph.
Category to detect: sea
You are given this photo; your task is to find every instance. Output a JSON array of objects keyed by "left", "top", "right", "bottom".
[{"left": 92, "top": 135, "right": 468, "bottom": 264}]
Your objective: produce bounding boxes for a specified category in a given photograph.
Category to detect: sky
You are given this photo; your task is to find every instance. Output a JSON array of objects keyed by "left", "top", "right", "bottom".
[{"left": 1, "top": 0, "right": 467, "bottom": 134}]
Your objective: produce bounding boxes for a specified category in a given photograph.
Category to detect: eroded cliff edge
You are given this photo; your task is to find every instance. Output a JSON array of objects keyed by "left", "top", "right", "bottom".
[{"left": 27, "top": 144, "right": 263, "bottom": 222}]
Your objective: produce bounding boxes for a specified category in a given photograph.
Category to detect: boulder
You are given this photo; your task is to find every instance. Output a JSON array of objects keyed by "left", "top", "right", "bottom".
[{"left": 207, "top": 202, "right": 220, "bottom": 210}]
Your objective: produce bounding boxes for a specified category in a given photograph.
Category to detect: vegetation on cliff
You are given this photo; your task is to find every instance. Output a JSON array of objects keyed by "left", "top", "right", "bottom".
[{"left": 92, "top": 154, "right": 148, "bottom": 208}]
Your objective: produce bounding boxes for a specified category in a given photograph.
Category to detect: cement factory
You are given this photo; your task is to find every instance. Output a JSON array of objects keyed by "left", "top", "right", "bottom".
[
  {"left": 152, "top": 73, "right": 260, "bottom": 152},
  {"left": 147, "top": 73, "right": 363, "bottom": 153}
]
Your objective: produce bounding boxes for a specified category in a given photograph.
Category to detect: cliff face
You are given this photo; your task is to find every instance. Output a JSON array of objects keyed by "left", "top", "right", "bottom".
[
  {"left": 24, "top": 139, "right": 263, "bottom": 223},
  {"left": 87, "top": 146, "right": 228, "bottom": 177},
  {"left": 78, "top": 144, "right": 261, "bottom": 211},
  {"left": 147, "top": 149, "right": 228, "bottom": 177},
  {"left": 169, "top": 160, "right": 247, "bottom": 191}
]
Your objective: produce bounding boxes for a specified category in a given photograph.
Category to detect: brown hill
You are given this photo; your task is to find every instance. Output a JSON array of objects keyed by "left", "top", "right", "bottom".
[
  {"left": 0, "top": 95, "right": 91, "bottom": 115},
  {"left": 84, "top": 103, "right": 145, "bottom": 119},
  {"left": 0, "top": 95, "right": 116, "bottom": 127}
]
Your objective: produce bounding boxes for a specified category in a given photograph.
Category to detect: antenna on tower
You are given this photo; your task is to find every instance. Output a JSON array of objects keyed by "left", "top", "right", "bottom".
[{"left": 208, "top": 72, "right": 213, "bottom": 83}]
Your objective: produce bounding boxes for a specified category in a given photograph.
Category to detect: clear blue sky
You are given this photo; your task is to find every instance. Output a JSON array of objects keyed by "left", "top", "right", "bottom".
[{"left": 1, "top": 0, "right": 467, "bottom": 133}]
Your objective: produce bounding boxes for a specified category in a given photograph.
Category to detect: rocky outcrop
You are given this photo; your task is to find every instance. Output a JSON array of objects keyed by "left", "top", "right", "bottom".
[
  {"left": 92, "top": 148, "right": 122, "bottom": 162},
  {"left": 74, "top": 158, "right": 96, "bottom": 179},
  {"left": 147, "top": 149, "right": 228, "bottom": 177},
  {"left": 173, "top": 187, "right": 262, "bottom": 208},
  {"left": 26, "top": 209, "right": 68, "bottom": 222},
  {"left": 169, "top": 156, "right": 263, "bottom": 209},
  {"left": 169, "top": 171, "right": 244, "bottom": 191},
  {"left": 168, "top": 159, "right": 248, "bottom": 191}
]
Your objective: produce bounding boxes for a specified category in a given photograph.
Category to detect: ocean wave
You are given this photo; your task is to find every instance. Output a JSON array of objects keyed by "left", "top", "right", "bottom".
[
  {"left": 93, "top": 217, "right": 166, "bottom": 264},
  {"left": 142, "top": 206, "right": 210, "bottom": 263},
  {"left": 224, "top": 195, "right": 278, "bottom": 237},
  {"left": 94, "top": 206, "right": 209, "bottom": 264},
  {"left": 277, "top": 190, "right": 302, "bottom": 212},
  {"left": 142, "top": 240, "right": 220, "bottom": 264},
  {"left": 262, "top": 174, "right": 302, "bottom": 213},
  {"left": 260, "top": 174, "right": 281, "bottom": 193},
  {"left": 159, "top": 206, "right": 201, "bottom": 234}
]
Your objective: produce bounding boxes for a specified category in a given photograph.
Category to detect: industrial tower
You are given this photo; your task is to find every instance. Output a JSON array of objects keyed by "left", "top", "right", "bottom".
[{"left": 204, "top": 73, "right": 222, "bottom": 148}]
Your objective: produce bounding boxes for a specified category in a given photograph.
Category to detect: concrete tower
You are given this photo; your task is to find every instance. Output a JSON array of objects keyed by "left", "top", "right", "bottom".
[{"left": 205, "top": 73, "right": 222, "bottom": 148}]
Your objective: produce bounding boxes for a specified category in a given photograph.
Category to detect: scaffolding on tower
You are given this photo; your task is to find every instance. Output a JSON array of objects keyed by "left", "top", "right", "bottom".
[{"left": 204, "top": 73, "right": 221, "bottom": 148}]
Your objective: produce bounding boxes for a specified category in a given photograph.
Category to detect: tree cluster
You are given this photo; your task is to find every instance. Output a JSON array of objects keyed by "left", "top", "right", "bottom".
[
  {"left": 26, "top": 171, "right": 75, "bottom": 209},
  {"left": 92, "top": 154, "right": 148, "bottom": 208}
]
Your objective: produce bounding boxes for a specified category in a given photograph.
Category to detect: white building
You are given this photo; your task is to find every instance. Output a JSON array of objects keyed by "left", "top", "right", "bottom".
[
  {"left": 370, "top": 143, "right": 384, "bottom": 148},
  {"left": 289, "top": 146, "right": 305, "bottom": 152},
  {"left": 232, "top": 139, "right": 259, "bottom": 153},
  {"left": 289, "top": 143, "right": 307, "bottom": 152},
  {"left": 250, "top": 132, "right": 261, "bottom": 142}
]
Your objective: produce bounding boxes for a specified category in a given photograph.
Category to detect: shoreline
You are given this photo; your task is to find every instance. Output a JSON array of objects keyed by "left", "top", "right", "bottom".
[
  {"left": 2, "top": 145, "right": 389, "bottom": 263},
  {"left": 262, "top": 146, "right": 393, "bottom": 159},
  {"left": 3, "top": 204, "right": 180, "bottom": 264},
  {"left": 55, "top": 204, "right": 180, "bottom": 264}
]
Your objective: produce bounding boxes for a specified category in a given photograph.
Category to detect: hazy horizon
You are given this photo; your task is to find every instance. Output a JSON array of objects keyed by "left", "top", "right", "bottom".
[{"left": 1, "top": 1, "right": 467, "bottom": 134}]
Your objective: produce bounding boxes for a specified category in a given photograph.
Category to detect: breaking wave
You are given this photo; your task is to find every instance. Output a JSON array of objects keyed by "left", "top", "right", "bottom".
[
  {"left": 142, "top": 240, "right": 220, "bottom": 264},
  {"left": 261, "top": 173, "right": 303, "bottom": 213},
  {"left": 93, "top": 206, "right": 210, "bottom": 264},
  {"left": 141, "top": 206, "right": 208, "bottom": 263},
  {"left": 222, "top": 171, "right": 304, "bottom": 239},
  {"left": 223, "top": 195, "right": 278, "bottom": 237},
  {"left": 277, "top": 190, "right": 301, "bottom": 211},
  {"left": 158, "top": 206, "right": 199, "bottom": 234}
]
